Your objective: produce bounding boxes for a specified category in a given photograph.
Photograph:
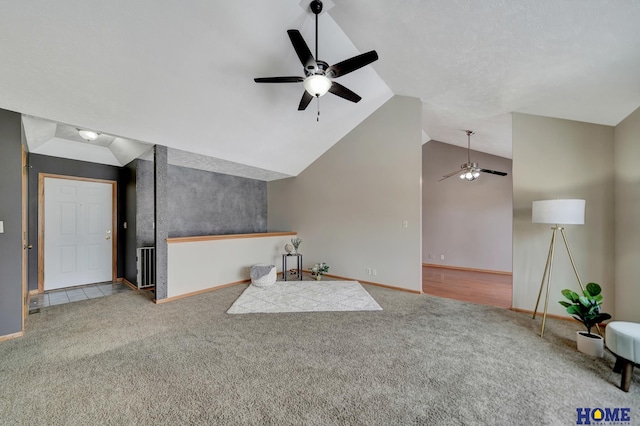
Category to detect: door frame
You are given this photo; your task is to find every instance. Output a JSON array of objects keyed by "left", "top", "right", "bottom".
[
  {"left": 38, "top": 173, "right": 117, "bottom": 293},
  {"left": 22, "top": 145, "right": 28, "bottom": 326}
]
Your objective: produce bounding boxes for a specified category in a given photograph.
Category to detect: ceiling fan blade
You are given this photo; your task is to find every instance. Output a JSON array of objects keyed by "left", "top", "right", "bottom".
[
  {"left": 254, "top": 77, "right": 304, "bottom": 83},
  {"left": 298, "top": 91, "right": 313, "bottom": 111},
  {"left": 327, "top": 50, "right": 379, "bottom": 78},
  {"left": 287, "top": 30, "right": 315, "bottom": 68},
  {"left": 479, "top": 168, "right": 508, "bottom": 176},
  {"left": 438, "top": 169, "right": 462, "bottom": 181},
  {"left": 328, "top": 82, "right": 361, "bottom": 103}
]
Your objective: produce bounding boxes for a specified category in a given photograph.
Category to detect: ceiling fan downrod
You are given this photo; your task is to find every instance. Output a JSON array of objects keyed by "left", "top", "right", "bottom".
[
  {"left": 312, "top": 0, "right": 323, "bottom": 122},
  {"left": 310, "top": 0, "right": 322, "bottom": 60}
]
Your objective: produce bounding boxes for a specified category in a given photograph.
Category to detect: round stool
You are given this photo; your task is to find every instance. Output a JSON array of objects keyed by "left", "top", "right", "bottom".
[
  {"left": 250, "top": 264, "right": 277, "bottom": 287},
  {"left": 605, "top": 321, "right": 640, "bottom": 392}
]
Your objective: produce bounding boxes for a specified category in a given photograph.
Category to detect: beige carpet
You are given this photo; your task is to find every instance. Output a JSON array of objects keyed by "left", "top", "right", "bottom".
[{"left": 0, "top": 284, "right": 638, "bottom": 425}]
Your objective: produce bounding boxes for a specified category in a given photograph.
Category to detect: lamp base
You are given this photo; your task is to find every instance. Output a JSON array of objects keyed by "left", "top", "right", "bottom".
[{"left": 532, "top": 226, "right": 597, "bottom": 337}]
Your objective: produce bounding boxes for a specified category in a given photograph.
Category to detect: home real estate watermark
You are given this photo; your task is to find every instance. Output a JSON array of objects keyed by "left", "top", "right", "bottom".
[{"left": 575, "top": 407, "right": 631, "bottom": 425}]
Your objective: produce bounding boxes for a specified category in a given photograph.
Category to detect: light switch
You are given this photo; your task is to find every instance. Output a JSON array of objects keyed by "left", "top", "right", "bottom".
[{"left": 0, "top": 221, "right": 4, "bottom": 233}]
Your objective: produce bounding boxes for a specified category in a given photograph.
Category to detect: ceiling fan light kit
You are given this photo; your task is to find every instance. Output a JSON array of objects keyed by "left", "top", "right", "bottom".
[
  {"left": 303, "top": 74, "right": 332, "bottom": 97},
  {"left": 460, "top": 165, "right": 480, "bottom": 181},
  {"left": 440, "top": 130, "right": 508, "bottom": 182},
  {"left": 254, "top": 0, "right": 379, "bottom": 119}
]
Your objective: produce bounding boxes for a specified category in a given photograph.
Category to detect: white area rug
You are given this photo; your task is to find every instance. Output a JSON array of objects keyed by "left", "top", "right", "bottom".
[{"left": 227, "top": 281, "right": 383, "bottom": 314}]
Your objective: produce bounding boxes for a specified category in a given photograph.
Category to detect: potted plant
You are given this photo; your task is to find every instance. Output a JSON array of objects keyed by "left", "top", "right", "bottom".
[
  {"left": 558, "top": 282, "right": 611, "bottom": 357},
  {"left": 309, "top": 262, "right": 329, "bottom": 281}
]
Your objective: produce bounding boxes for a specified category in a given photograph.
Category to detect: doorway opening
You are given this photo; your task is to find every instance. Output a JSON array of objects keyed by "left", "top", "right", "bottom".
[{"left": 421, "top": 140, "right": 513, "bottom": 308}]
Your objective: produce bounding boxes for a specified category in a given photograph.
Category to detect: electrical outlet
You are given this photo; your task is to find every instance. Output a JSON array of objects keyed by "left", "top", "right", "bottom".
[
  {"left": 440, "top": 255, "right": 445, "bottom": 261},
  {"left": 366, "top": 268, "right": 371, "bottom": 275},
  {"left": 372, "top": 268, "right": 377, "bottom": 276},
  {"left": 402, "top": 220, "right": 408, "bottom": 229}
]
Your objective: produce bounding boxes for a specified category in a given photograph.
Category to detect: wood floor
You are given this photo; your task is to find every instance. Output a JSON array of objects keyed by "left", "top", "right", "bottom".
[{"left": 422, "top": 265, "right": 512, "bottom": 309}]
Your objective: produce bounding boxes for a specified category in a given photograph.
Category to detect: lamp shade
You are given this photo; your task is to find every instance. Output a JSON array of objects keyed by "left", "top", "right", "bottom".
[
  {"left": 532, "top": 199, "right": 585, "bottom": 225},
  {"left": 303, "top": 75, "right": 331, "bottom": 97}
]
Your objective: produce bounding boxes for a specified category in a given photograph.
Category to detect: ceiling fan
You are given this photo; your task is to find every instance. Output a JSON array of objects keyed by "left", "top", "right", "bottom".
[
  {"left": 439, "top": 131, "right": 508, "bottom": 182},
  {"left": 253, "top": 0, "right": 378, "bottom": 118}
]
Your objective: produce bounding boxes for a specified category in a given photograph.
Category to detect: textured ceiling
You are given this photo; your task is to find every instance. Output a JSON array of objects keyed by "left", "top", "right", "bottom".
[
  {"left": 3, "top": 1, "right": 640, "bottom": 177},
  {"left": 331, "top": 0, "right": 640, "bottom": 155}
]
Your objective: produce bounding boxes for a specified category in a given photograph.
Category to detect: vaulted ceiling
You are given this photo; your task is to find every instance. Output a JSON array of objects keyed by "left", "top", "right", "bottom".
[{"left": 2, "top": 1, "right": 639, "bottom": 180}]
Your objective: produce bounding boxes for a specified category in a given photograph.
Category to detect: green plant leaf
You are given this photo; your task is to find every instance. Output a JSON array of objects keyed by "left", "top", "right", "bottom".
[
  {"left": 558, "top": 301, "right": 572, "bottom": 308},
  {"left": 586, "top": 282, "right": 601, "bottom": 296},
  {"left": 561, "top": 289, "right": 579, "bottom": 302},
  {"left": 566, "top": 305, "right": 581, "bottom": 316},
  {"left": 579, "top": 296, "right": 593, "bottom": 307},
  {"left": 593, "top": 313, "right": 612, "bottom": 323}
]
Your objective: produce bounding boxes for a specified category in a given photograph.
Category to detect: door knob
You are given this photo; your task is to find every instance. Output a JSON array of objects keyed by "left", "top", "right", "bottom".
[{"left": 105, "top": 236, "right": 111, "bottom": 240}]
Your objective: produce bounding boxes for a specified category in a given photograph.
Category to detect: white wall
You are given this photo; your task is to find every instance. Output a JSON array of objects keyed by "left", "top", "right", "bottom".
[
  {"left": 167, "top": 234, "right": 295, "bottom": 299},
  {"left": 422, "top": 140, "right": 512, "bottom": 272},
  {"left": 614, "top": 106, "right": 640, "bottom": 322},
  {"left": 268, "top": 96, "right": 422, "bottom": 292},
  {"left": 512, "top": 113, "right": 615, "bottom": 317}
]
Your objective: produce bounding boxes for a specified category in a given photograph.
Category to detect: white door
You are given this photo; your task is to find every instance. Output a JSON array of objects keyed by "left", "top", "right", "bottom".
[{"left": 44, "top": 178, "right": 113, "bottom": 290}]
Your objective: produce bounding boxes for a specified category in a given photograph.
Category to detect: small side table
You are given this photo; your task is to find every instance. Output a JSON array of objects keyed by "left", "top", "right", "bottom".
[{"left": 282, "top": 253, "right": 302, "bottom": 281}]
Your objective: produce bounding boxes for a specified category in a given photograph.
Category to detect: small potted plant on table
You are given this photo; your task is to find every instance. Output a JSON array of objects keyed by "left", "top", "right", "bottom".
[
  {"left": 309, "top": 262, "right": 329, "bottom": 281},
  {"left": 558, "top": 282, "right": 611, "bottom": 357},
  {"left": 291, "top": 237, "right": 302, "bottom": 254}
]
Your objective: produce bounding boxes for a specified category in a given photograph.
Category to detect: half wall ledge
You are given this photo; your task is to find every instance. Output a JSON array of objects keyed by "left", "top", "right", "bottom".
[
  {"left": 167, "top": 231, "right": 297, "bottom": 244},
  {"left": 165, "top": 232, "right": 297, "bottom": 300}
]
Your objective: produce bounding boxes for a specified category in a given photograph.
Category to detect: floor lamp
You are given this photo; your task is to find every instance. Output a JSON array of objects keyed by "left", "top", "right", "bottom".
[{"left": 531, "top": 199, "right": 587, "bottom": 337}]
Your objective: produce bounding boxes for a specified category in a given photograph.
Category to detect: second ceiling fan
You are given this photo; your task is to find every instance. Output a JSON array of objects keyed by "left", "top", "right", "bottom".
[
  {"left": 254, "top": 0, "right": 378, "bottom": 114},
  {"left": 439, "top": 131, "right": 508, "bottom": 182}
]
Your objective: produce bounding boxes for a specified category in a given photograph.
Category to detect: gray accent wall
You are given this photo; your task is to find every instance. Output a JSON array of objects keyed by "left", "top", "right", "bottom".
[
  {"left": 167, "top": 164, "right": 267, "bottom": 237},
  {"left": 27, "top": 154, "right": 129, "bottom": 291},
  {"left": 614, "top": 105, "right": 640, "bottom": 322},
  {"left": 136, "top": 159, "right": 155, "bottom": 247},
  {"left": 134, "top": 159, "right": 267, "bottom": 241},
  {"left": 126, "top": 156, "right": 267, "bottom": 287},
  {"left": 422, "top": 141, "right": 513, "bottom": 272},
  {"left": 154, "top": 146, "right": 168, "bottom": 300},
  {"left": 267, "top": 95, "right": 423, "bottom": 292},
  {"left": 0, "top": 109, "right": 23, "bottom": 337},
  {"left": 512, "top": 113, "right": 615, "bottom": 317}
]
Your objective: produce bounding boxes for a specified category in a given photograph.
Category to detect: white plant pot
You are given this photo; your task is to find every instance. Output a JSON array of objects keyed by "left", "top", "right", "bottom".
[{"left": 576, "top": 331, "right": 604, "bottom": 357}]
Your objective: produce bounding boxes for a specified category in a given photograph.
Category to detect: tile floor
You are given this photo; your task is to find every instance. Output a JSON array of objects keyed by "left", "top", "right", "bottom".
[{"left": 29, "top": 282, "right": 133, "bottom": 310}]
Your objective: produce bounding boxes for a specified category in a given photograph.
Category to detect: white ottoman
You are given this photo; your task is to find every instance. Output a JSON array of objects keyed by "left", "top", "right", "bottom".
[
  {"left": 605, "top": 321, "right": 640, "bottom": 392},
  {"left": 250, "top": 264, "right": 276, "bottom": 287}
]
